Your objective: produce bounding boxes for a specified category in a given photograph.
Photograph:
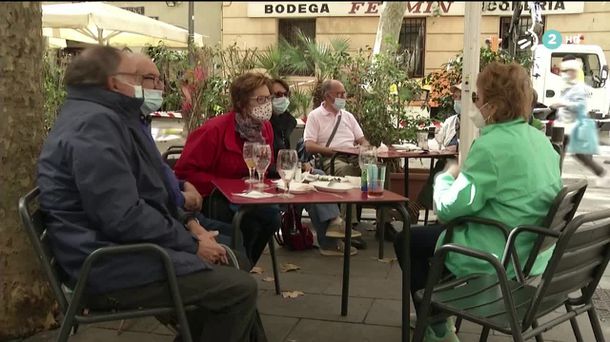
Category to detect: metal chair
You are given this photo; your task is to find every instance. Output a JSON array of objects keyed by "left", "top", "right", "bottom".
[
  {"left": 413, "top": 209, "right": 610, "bottom": 342},
  {"left": 447, "top": 179, "right": 588, "bottom": 333},
  {"left": 19, "top": 188, "right": 194, "bottom": 342},
  {"left": 161, "top": 145, "right": 184, "bottom": 170}
]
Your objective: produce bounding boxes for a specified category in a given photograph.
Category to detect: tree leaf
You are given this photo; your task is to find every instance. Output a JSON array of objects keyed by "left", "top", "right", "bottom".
[
  {"left": 280, "top": 263, "right": 301, "bottom": 273},
  {"left": 250, "top": 267, "right": 264, "bottom": 274},
  {"left": 281, "top": 290, "right": 305, "bottom": 299}
]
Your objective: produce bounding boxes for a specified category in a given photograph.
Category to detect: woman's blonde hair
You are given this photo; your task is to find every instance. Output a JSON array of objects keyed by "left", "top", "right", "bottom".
[{"left": 476, "top": 62, "right": 533, "bottom": 124}]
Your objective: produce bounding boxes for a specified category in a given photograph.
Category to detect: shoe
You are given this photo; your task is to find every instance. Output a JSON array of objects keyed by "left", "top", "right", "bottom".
[
  {"left": 319, "top": 241, "right": 358, "bottom": 256},
  {"left": 326, "top": 217, "right": 362, "bottom": 238},
  {"left": 351, "top": 237, "right": 367, "bottom": 250},
  {"left": 422, "top": 318, "right": 459, "bottom": 342}
]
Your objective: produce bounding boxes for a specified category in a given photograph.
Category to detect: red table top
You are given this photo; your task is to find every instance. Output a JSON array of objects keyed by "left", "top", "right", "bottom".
[
  {"left": 212, "top": 179, "right": 408, "bottom": 205},
  {"left": 332, "top": 147, "right": 458, "bottom": 159}
]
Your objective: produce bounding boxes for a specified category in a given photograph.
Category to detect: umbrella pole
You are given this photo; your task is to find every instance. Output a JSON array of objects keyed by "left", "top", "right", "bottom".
[{"left": 188, "top": 1, "right": 195, "bottom": 64}]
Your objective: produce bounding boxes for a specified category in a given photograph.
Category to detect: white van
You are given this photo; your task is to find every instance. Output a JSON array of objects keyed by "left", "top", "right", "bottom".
[{"left": 532, "top": 44, "right": 609, "bottom": 118}]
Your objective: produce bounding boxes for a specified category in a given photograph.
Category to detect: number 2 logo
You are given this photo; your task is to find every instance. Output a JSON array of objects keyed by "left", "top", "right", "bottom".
[{"left": 543, "top": 30, "right": 562, "bottom": 50}]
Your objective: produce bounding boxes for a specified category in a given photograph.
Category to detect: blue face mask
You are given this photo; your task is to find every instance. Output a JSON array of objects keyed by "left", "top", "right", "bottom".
[{"left": 453, "top": 100, "right": 462, "bottom": 115}]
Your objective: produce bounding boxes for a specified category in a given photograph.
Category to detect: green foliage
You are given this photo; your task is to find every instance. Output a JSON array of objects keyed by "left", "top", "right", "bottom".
[
  {"left": 343, "top": 43, "right": 422, "bottom": 151},
  {"left": 143, "top": 43, "right": 189, "bottom": 111},
  {"left": 43, "top": 51, "right": 68, "bottom": 132},
  {"left": 424, "top": 47, "right": 533, "bottom": 119},
  {"left": 289, "top": 85, "right": 313, "bottom": 119}
]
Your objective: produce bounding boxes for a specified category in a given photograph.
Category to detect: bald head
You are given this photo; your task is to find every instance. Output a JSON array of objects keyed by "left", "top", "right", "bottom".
[{"left": 131, "top": 53, "right": 164, "bottom": 91}]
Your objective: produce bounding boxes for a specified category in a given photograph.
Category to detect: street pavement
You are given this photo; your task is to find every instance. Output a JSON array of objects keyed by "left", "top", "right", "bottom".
[{"left": 19, "top": 121, "right": 610, "bottom": 342}]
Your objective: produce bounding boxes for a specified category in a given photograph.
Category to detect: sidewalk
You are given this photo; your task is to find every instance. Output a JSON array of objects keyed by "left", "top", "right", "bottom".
[{"left": 21, "top": 154, "right": 610, "bottom": 342}]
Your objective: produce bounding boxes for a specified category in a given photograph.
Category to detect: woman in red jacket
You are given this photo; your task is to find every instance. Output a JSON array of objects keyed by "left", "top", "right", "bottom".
[{"left": 175, "top": 72, "right": 279, "bottom": 266}]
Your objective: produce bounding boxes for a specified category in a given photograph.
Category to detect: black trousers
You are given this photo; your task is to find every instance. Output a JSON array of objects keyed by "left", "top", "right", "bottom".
[
  {"left": 563, "top": 135, "right": 606, "bottom": 176},
  {"left": 394, "top": 224, "right": 446, "bottom": 314},
  {"left": 203, "top": 195, "right": 279, "bottom": 267},
  {"left": 86, "top": 267, "right": 267, "bottom": 342}
]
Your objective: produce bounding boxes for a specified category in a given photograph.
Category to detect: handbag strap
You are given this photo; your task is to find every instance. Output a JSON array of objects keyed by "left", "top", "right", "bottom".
[{"left": 325, "top": 114, "right": 342, "bottom": 148}]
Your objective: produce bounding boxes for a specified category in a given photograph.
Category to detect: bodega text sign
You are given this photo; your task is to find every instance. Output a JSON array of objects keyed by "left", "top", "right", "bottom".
[{"left": 247, "top": 1, "right": 584, "bottom": 18}]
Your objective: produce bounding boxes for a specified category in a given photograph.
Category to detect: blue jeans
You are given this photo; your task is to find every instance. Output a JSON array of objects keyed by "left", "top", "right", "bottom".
[{"left": 306, "top": 169, "right": 341, "bottom": 249}]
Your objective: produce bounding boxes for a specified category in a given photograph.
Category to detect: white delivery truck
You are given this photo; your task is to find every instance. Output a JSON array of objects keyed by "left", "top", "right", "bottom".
[{"left": 532, "top": 44, "right": 609, "bottom": 119}]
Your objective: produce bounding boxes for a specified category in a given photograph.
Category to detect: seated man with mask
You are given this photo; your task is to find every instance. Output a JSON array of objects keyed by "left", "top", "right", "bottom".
[
  {"left": 435, "top": 83, "right": 461, "bottom": 152},
  {"left": 132, "top": 53, "right": 240, "bottom": 252},
  {"left": 37, "top": 46, "right": 267, "bottom": 342}
]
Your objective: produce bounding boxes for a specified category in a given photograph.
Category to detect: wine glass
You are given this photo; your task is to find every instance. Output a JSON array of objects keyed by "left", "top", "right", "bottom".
[
  {"left": 243, "top": 142, "right": 258, "bottom": 184},
  {"left": 254, "top": 144, "right": 272, "bottom": 190},
  {"left": 277, "top": 149, "right": 298, "bottom": 198}
]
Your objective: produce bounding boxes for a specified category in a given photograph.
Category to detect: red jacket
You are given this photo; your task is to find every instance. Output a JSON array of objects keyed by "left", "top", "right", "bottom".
[{"left": 174, "top": 111, "right": 275, "bottom": 197}]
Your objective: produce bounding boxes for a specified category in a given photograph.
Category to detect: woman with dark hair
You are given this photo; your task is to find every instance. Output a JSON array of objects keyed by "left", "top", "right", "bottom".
[
  {"left": 175, "top": 72, "right": 279, "bottom": 266},
  {"left": 394, "top": 62, "right": 562, "bottom": 341}
]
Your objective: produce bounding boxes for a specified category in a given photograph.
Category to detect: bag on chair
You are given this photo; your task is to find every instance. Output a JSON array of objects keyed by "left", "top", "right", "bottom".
[{"left": 275, "top": 205, "right": 314, "bottom": 251}]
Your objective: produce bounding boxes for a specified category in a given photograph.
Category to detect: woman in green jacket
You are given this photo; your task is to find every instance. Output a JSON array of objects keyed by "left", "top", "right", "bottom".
[{"left": 395, "top": 62, "right": 563, "bottom": 342}]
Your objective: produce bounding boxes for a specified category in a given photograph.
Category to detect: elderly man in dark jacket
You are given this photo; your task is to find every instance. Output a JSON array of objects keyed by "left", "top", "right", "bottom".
[{"left": 37, "top": 46, "right": 267, "bottom": 342}]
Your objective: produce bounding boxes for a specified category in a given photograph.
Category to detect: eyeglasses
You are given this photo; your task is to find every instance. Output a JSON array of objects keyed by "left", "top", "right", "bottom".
[
  {"left": 141, "top": 74, "right": 165, "bottom": 85},
  {"left": 332, "top": 92, "right": 347, "bottom": 98},
  {"left": 250, "top": 95, "right": 274, "bottom": 104},
  {"left": 273, "top": 91, "right": 289, "bottom": 98},
  {"left": 471, "top": 92, "right": 480, "bottom": 103},
  {"left": 113, "top": 72, "right": 142, "bottom": 82}
]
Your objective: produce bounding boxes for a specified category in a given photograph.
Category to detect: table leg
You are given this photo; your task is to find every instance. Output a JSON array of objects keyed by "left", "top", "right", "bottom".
[
  {"left": 341, "top": 204, "right": 353, "bottom": 316},
  {"left": 404, "top": 157, "right": 409, "bottom": 199},
  {"left": 268, "top": 237, "right": 281, "bottom": 295},
  {"left": 390, "top": 203, "right": 411, "bottom": 342},
  {"left": 424, "top": 158, "right": 435, "bottom": 225},
  {"left": 378, "top": 207, "right": 385, "bottom": 260}
]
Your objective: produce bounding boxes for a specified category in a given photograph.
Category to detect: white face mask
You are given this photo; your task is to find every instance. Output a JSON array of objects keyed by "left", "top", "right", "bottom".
[
  {"left": 251, "top": 101, "right": 273, "bottom": 121},
  {"left": 561, "top": 72, "right": 576, "bottom": 84},
  {"left": 272, "top": 97, "right": 290, "bottom": 115},
  {"left": 469, "top": 103, "right": 489, "bottom": 128},
  {"left": 141, "top": 88, "right": 163, "bottom": 115},
  {"left": 132, "top": 85, "right": 143, "bottom": 98},
  {"left": 334, "top": 97, "right": 346, "bottom": 111},
  {"left": 453, "top": 100, "right": 462, "bottom": 115}
]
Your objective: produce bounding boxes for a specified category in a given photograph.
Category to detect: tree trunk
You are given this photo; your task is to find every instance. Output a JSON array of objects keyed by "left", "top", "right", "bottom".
[
  {"left": 0, "top": 2, "right": 57, "bottom": 339},
  {"left": 372, "top": 2, "right": 408, "bottom": 55}
]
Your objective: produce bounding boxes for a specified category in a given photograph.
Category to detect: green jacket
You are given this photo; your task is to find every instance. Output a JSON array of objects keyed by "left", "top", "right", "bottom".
[{"left": 434, "top": 119, "right": 562, "bottom": 278}]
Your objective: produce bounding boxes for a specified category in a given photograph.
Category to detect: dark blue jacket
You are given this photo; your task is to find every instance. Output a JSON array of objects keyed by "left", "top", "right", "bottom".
[{"left": 37, "top": 86, "right": 207, "bottom": 294}]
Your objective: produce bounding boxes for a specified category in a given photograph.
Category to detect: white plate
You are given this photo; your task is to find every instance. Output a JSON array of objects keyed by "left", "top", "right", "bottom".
[
  {"left": 276, "top": 182, "right": 314, "bottom": 194},
  {"left": 311, "top": 181, "right": 353, "bottom": 193},
  {"left": 392, "top": 143, "right": 420, "bottom": 151}
]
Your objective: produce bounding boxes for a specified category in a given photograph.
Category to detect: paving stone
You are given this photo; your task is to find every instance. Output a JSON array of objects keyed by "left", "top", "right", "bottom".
[
  {"left": 364, "top": 299, "right": 401, "bottom": 327},
  {"left": 260, "top": 315, "right": 299, "bottom": 342},
  {"left": 257, "top": 290, "right": 373, "bottom": 323},
  {"left": 284, "top": 318, "right": 401, "bottom": 342},
  {"left": 255, "top": 272, "right": 336, "bottom": 294},
  {"left": 324, "top": 275, "right": 402, "bottom": 300},
  {"left": 22, "top": 327, "right": 173, "bottom": 342}
]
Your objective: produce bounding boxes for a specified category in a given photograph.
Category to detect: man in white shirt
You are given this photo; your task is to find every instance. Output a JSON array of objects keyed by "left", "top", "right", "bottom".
[
  {"left": 304, "top": 80, "right": 370, "bottom": 245},
  {"left": 435, "top": 83, "right": 461, "bottom": 152},
  {"left": 304, "top": 79, "right": 370, "bottom": 176}
]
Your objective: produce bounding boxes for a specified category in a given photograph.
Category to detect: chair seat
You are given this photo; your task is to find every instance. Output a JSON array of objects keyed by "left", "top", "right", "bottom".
[{"left": 415, "top": 275, "right": 566, "bottom": 334}]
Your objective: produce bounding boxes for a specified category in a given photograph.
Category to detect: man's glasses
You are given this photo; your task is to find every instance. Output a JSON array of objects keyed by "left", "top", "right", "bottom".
[
  {"left": 273, "top": 91, "right": 289, "bottom": 98},
  {"left": 142, "top": 74, "right": 165, "bottom": 85},
  {"left": 250, "top": 95, "right": 274, "bottom": 104}
]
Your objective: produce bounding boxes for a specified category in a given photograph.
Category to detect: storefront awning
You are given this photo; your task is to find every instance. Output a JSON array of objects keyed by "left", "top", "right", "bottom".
[{"left": 42, "top": 2, "right": 205, "bottom": 48}]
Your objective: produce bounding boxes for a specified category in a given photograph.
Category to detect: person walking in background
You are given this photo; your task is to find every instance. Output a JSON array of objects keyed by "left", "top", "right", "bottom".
[{"left": 551, "top": 55, "right": 609, "bottom": 186}]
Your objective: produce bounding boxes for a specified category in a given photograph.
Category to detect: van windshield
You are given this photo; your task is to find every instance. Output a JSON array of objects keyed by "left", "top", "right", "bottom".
[{"left": 550, "top": 52, "right": 602, "bottom": 88}]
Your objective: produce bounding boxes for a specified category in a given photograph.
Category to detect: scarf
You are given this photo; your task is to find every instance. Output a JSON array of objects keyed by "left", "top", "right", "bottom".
[{"left": 235, "top": 112, "right": 265, "bottom": 143}]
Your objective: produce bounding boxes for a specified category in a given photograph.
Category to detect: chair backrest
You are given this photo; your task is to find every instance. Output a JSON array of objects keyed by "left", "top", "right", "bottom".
[
  {"left": 524, "top": 209, "right": 610, "bottom": 327},
  {"left": 162, "top": 145, "right": 184, "bottom": 170},
  {"left": 18, "top": 188, "right": 70, "bottom": 313},
  {"left": 522, "top": 179, "right": 588, "bottom": 276}
]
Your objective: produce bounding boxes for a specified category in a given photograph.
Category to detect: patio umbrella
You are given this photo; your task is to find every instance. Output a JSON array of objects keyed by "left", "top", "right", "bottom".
[{"left": 42, "top": 2, "right": 205, "bottom": 48}]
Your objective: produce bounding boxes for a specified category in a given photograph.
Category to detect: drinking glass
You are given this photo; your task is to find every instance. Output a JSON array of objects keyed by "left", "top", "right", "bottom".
[
  {"left": 254, "top": 144, "right": 272, "bottom": 189},
  {"left": 277, "top": 149, "right": 298, "bottom": 198},
  {"left": 358, "top": 146, "right": 377, "bottom": 191},
  {"left": 243, "top": 142, "right": 259, "bottom": 184},
  {"left": 367, "top": 163, "right": 386, "bottom": 198}
]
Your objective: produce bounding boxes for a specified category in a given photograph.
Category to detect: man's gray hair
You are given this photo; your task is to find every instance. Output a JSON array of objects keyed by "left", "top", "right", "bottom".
[
  {"left": 320, "top": 79, "right": 335, "bottom": 98},
  {"left": 64, "top": 46, "right": 124, "bottom": 87}
]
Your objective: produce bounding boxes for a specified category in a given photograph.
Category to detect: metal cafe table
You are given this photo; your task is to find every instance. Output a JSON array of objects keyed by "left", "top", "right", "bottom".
[{"left": 212, "top": 178, "right": 413, "bottom": 342}]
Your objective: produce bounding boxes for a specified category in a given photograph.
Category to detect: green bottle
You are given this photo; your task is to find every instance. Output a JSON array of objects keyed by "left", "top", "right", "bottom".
[{"left": 360, "top": 168, "right": 367, "bottom": 192}]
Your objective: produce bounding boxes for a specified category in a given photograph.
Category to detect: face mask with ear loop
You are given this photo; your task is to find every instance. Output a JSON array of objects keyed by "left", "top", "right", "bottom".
[{"left": 469, "top": 103, "right": 491, "bottom": 128}]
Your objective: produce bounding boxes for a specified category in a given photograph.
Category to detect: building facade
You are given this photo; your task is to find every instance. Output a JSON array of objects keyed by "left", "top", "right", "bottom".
[{"left": 222, "top": 1, "right": 610, "bottom": 76}]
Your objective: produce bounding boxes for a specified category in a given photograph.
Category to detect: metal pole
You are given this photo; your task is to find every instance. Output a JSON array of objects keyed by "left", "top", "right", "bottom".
[
  {"left": 188, "top": 1, "right": 195, "bottom": 64},
  {"left": 459, "top": 2, "right": 482, "bottom": 161}
]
